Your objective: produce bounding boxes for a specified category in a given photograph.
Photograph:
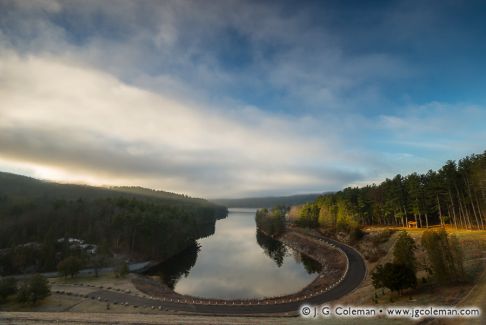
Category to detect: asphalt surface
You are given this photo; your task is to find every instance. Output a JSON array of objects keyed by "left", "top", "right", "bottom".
[
  {"left": 11, "top": 262, "right": 152, "bottom": 280},
  {"left": 85, "top": 236, "right": 367, "bottom": 315}
]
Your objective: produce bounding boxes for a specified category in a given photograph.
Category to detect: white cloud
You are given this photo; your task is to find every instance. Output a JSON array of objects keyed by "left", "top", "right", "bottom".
[
  {"left": 1, "top": 1, "right": 484, "bottom": 198},
  {"left": 0, "top": 52, "right": 365, "bottom": 197}
]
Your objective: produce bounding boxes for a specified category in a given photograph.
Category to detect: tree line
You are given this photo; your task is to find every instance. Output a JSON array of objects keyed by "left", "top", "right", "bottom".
[
  {"left": 297, "top": 151, "right": 485, "bottom": 230},
  {"left": 0, "top": 172, "right": 227, "bottom": 276},
  {"left": 255, "top": 207, "right": 286, "bottom": 236}
]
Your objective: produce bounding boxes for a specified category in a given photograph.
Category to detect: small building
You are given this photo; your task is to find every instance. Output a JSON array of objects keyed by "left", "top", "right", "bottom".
[
  {"left": 57, "top": 237, "right": 84, "bottom": 245},
  {"left": 57, "top": 237, "right": 97, "bottom": 254},
  {"left": 407, "top": 221, "right": 418, "bottom": 228}
]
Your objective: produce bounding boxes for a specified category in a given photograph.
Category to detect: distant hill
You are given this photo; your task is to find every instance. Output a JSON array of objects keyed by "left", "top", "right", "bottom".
[
  {"left": 0, "top": 172, "right": 209, "bottom": 206},
  {"left": 0, "top": 171, "right": 227, "bottom": 275},
  {"left": 110, "top": 186, "right": 207, "bottom": 204},
  {"left": 211, "top": 193, "right": 325, "bottom": 208}
]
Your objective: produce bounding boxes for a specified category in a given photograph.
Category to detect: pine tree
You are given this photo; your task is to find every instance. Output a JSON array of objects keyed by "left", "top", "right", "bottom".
[{"left": 393, "top": 231, "right": 417, "bottom": 273}]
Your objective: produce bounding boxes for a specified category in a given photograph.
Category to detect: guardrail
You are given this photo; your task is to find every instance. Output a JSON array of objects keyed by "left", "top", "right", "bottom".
[{"left": 53, "top": 236, "right": 351, "bottom": 307}]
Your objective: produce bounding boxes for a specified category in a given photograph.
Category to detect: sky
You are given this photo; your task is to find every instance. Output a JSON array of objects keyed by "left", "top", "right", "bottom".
[{"left": 0, "top": 0, "right": 485, "bottom": 198}]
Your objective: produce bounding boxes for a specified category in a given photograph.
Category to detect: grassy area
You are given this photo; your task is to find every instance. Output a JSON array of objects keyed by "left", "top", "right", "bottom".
[
  {"left": 50, "top": 273, "right": 141, "bottom": 293},
  {"left": 0, "top": 272, "right": 148, "bottom": 313},
  {"left": 336, "top": 227, "right": 486, "bottom": 309}
]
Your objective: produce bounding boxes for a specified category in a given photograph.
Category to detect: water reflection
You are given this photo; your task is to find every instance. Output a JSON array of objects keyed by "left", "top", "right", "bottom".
[
  {"left": 147, "top": 241, "right": 200, "bottom": 289},
  {"left": 301, "top": 253, "right": 322, "bottom": 274},
  {"left": 146, "top": 209, "right": 320, "bottom": 299},
  {"left": 255, "top": 230, "right": 287, "bottom": 267}
]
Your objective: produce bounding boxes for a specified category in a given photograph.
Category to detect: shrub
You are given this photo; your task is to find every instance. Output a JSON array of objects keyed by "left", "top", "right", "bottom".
[
  {"left": 0, "top": 277, "right": 17, "bottom": 303},
  {"left": 371, "top": 229, "right": 394, "bottom": 246},
  {"left": 16, "top": 274, "right": 50, "bottom": 304},
  {"left": 114, "top": 260, "right": 129, "bottom": 278},
  {"left": 349, "top": 226, "right": 365, "bottom": 242}
]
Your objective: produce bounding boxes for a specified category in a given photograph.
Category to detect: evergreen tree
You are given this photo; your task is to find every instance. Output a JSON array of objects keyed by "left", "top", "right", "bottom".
[
  {"left": 421, "top": 229, "right": 465, "bottom": 283},
  {"left": 115, "top": 260, "right": 129, "bottom": 278},
  {"left": 393, "top": 231, "right": 417, "bottom": 273},
  {"left": 371, "top": 263, "right": 417, "bottom": 295},
  {"left": 302, "top": 151, "right": 485, "bottom": 231}
]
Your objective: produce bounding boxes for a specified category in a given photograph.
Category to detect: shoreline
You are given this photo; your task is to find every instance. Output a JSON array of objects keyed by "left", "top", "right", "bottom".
[{"left": 131, "top": 228, "right": 349, "bottom": 306}]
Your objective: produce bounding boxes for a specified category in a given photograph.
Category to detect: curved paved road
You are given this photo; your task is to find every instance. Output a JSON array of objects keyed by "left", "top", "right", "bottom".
[{"left": 86, "top": 235, "right": 366, "bottom": 315}]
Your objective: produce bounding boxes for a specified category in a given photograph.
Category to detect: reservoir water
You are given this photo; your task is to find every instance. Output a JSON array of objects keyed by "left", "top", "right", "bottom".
[{"left": 147, "top": 208, "right": 320, "bottom": 299}]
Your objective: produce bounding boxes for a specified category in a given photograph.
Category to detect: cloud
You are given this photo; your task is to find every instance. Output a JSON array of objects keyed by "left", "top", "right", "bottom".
[
  {"left": 0, "top": 52, "right": 368, "bottom": 197},
  {"left": 0, "top": 1, "right": 484, "bottom": 197},
  {"left": 0, "top": 0, "right": 413, "bottom": 113}
]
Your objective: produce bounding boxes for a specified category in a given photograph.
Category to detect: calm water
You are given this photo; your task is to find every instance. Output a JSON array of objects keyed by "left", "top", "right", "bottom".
[{"left": 148, "top": 208, "right": 321, "bottom": 299}]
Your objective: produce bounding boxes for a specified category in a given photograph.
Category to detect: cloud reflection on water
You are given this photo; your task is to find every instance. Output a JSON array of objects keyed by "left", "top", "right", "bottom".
[{"left": 158, "top": 209, "right": 318, "bottom": 299}]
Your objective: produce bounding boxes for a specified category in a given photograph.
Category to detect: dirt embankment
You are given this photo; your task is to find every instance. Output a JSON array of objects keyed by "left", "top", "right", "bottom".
[{"left": 279, "top": 231, "right": 347, "bottom": 294}]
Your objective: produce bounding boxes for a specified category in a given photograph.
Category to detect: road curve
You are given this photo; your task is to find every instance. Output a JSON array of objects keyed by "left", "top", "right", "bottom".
[{"left": 87, "top": 234, "right": 366, "bottom": 315}]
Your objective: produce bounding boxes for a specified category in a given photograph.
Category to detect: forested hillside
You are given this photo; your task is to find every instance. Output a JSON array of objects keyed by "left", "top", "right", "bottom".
[
  {"left": 0, "top": 172, "right": 227, "bottom": 275},
  {"left": 111, "top": 186, "right": 207, "bottom": 204},
  {"left": 212, "top": 193, "right": 322, "bottom": 208},
  {"left": 296, "top": 151, "right": 486, "bottom": 230}
]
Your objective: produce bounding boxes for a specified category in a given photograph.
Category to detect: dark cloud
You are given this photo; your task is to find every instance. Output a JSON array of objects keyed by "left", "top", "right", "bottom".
[{"left": 0, "top": 1, "right": 485, "bottom": 197}]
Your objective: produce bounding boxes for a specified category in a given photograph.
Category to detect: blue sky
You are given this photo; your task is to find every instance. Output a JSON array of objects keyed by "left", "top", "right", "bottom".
[{"left": 0, "top": 0, "right": 485, "bottom": 197}]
